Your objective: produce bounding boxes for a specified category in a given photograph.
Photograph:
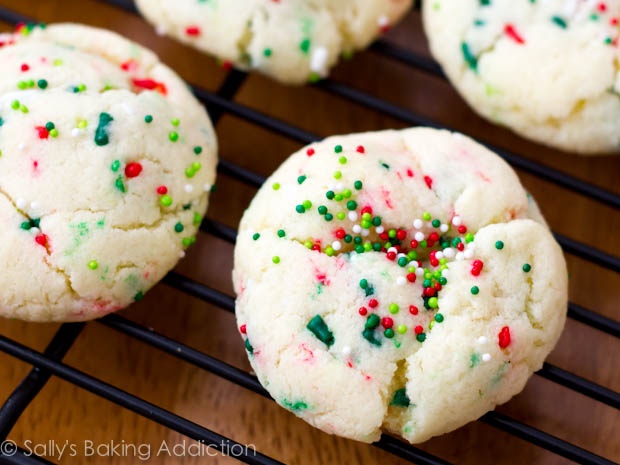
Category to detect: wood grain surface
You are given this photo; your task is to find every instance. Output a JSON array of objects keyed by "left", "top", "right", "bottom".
[{"left": 0, "top": 1, "right": 618, "bottom": 464}]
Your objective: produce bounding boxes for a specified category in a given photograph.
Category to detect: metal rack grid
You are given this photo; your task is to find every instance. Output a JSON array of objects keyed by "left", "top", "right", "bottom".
[{"left": 0, "top": 1, "right": 618, "bottom": 465}]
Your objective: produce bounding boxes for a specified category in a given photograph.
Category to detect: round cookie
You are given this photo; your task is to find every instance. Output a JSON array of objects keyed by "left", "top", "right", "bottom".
[
  {"left": 423, "top": 0, "right": 620, "bottom": 155},
  {"left": 0, "top": 23, "right": 217, "bottom": 322},
  {"left": 135, "top": 0, "right": 413, "bottom": 84},
  {"left": 233, "top": 127, "right": 567, "bottom": 443}
]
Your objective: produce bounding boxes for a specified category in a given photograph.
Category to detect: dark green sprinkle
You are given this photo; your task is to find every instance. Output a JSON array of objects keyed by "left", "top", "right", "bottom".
[
  {"left": 372, "top": 217, "right": 382, "bottom": 226},
  {"left": 252, "top": 233, "right": 260, "bottom": 241},
  {"left": 416, "top": 333, "right": 426, "bottom": 343},
  {"left": 344, "top": 235, "right": 352, "bottom": 243},
  {"left": 461, "top": 42, "right": 478, "bottom": 71},
  {"left": 523, "top": 263, "right": 532, "bottom": 272},
  {"left": 134, "top": 291, "right": 144, "bottom": 302},
  {"left": 174, "top": 222, "right": 184, "bottom": 233},
  {"left": 114, "top": 176, "right": 126, "bottom": 193},
  {"left": 318, "top": 205, "right": 328, "bottom": 215},
  {"left": 296, "top": 205, "right": 305, "bottom": 213},
  {"left": 307, "top": 315, "right": 334, "bottom": 347},
  {"left": 391, "top": 388, "right": 410, "bottom": 407},
  {"left": 384, "top": 328, "right": 394, "bottom": 338},
  {"left": 193, "top": 145, "right": 202, "bottom": 155},
  {"left": 432, "top": 219, "right": 440, "bottom": 228},
  {"left": 354, "top": 180, "right": 363, "bottom": 190},
  {"left": 324, "top": 213, "right": 333, "bottom": 221},
  {"left": 326, "top": 190, "right": 335, "bottom": 200},
  {"left": 346, "top": 200, "right": 357, "bottom": 211},
  {"left": 37, "top": 79, "right": 48, "bottom": 89},
  {"left": 144, "top": 114, "right": 153, "bottom": 123},
  {"left": 365, "top": 314, "right": 380, "bottom": 329},
  {"left": 282, "top": 399, "right": 307, "bottom": 411},
  {"left": 94, "top": 112, "right": 114, "bottom": 146},
  {"left": 552, "top": 16, "right": 568, "bottom": 28},
  {"left": 297, "top": 175, "right": 307, "bottom": 184},
  {"left": 495, "top": 240, "right": 504, "bottom": 250},
  {"left": 277, "top": 229, "right": 285, "bottom": 238},
  {"left": 471, "top": 286, "right": 480, "bottom": 295},
  {"left": 362, "top": 328, "right": 381, "bottom": 346},
  {"left": 334, "top": 145, "right": 342, "bottom": 153},
  {"left": 244, "top": 338, "right": 254, "bottom": 355}
]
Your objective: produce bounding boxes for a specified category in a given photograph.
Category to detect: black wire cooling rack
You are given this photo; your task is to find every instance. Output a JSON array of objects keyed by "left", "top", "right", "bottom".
[{"left": 0, "top": 2, "right": 618, "bottom": 465}]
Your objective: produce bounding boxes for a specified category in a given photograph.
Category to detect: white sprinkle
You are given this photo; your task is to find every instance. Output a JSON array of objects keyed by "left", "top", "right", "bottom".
[
  {"left": 179, "top": 251, "right": 186, "bottom": 258},
  {"left": 464, "top": 249, "right": 474, "bottom": 259},
  {"left": 342, "top": 346, "right": 352, "bottom": 356},
  {"left": 30, "top": 202, "right": 38, "bottom": 211},
  {"left": 396, "top": 276, "right": 406, "bottom": 285},
  {"left": 71, "top": 128, "right": 81, "bottom": 137},
  {"left": 452, "top": 216, "right": 462, "bottom": 226},
  {"left": 18, "top": 143, "right": 26, "bottom": 151},
  {"left": 361, "top": 228, "right": 370, "bottom": 237},
  {"left": 435, "top": 251, "right": 443, "bottom": 260},
  {"left": 16, "top": 198, "right": 26, "bottom": 209},
  {"left": 563, "top": 0, "right": 578, "bottom": 17},
  {"left": 375, "top": 226, "right": 384, "bottom": 234},
  {"left": 348, "top": 211, "right": 358, "bottom": 221},
  {"left": 413, "top": 219, "right": 423, "bottom": 229},
  {"left": 440, "top": 224, "right": 449, "bottom": 233},
  {"left": 477, "top": 336, "right": 488, "bottom": 344},
  {"left": 397, "top": 253, "right": 407, "bottom": 260},
  {"left": 456, "top": 252, "right": 464, "bottom": 261},
  {"left": 414, "top": 231, "right": 425, "bottom": 241},
  {"left": 310, "top": 46, "right": 329, "bottom": 74},
  {"left": 482, "top": 353, "right": 492, "bottom": 362},
  {"left": 415, "top": 267, "right": 425, "bottom": 277},
  {"left": 336, "top": 182, "right": 344, "bottom": 191},
  {"left": 377, "top": 14, "right": 390, "bottom": 28},
  {"left": 155, "top": 25, "right": 167, "bottom": 36},
  {"left": 443, "top": 248, "right": 455, "bottom": 259},
  {"left": 184, "top": 184, "right": 194, "bottom": 193},
  {"left": 332, "top": 241, "right": 342, "bottom": 251},
  {"left": 388, "top": 247, "right": 398, "bottom": 254},
  {"left": 352, "top": 224, "right": 362, "bottom": 234},
  {"left": 203, "top": 183, "right": 212, "bottom": 192}
]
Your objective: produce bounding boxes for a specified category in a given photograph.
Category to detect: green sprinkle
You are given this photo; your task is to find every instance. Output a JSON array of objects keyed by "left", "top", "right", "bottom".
[
  {"left": 252, "top": 233, "right": 260, "bottom": 241},
  {"left": 326, "top": 190, "right": 335, "bottom": 200},
  {"left": 272, "top": 182, "right": 280, "bottom": 190},
  {"left": 384, "top": 328, "right": 395, "bottom": 338},
  {"left": 302, "top": 200, "right": 312, "bottom": 209},
  {"left": 300, "top": 38, "right": 311, "bottom": 54},
  {"left": 428, "top": 297, "right": 439, "bottom": 309},
  {"left": 432, "top": 219, "right": 440, "bottom": 228},
  {"left": 94, "top": 112, "right": 113, "bottom": 146},
  {"left": 334, "top": 145, "right": 343, "bottom": 153},
  {"left": 282, "top": 399, "right": 308, "bottom": 412},
  {"left": 193, "top": 145, "right": 202, "bottom": 155},
  {"left": 416, "top": 333, "right": 426, "bottom": 343},
  {"left": 354, "top": 180, "right": 363, "bottom": 190},
  {"left": 470, "top": 352, "right": 481, "bottom": 368},
  {"left": 333, "top": 171, "right": 342, "bottom": 180},
  {"left": 88, "top": 260, "right": 99, "bottom": 270},
  {"left": 422, "top": 212, "right": 431, "bottom": 221},
  {"left": 317, "top": 205, "right": 328, "bottom": 214},
  {"left": 272, "top": 256, "right": 280, "bottom": 264},
  {"left": 296, "top": 205, "right": 305, "bottom": 213},
  {"left": 388, "top": 303, "right": 399, "bottom": 314},
  {"left": 182, "top": 236, "right": 195, "bottom": 247},
  {"left": 365, "top": 314, "right": 380, "bottom": 329},
  {"left": 160, "top": 195, "right": 173, "bottom": 207},
  {"left": 345, "top": 200, "right": 356, "bottom": 211},
  {"left": 359, "top": 279, "right": 368, "bottom": 289},
  {"left": 465, "top": 232, "right": 475, "bottom": 243},
  {"left": 171, "top": 118, "right": 180, "bottom": 127},
  {"left": 297, "top": 175, "right": 307, "bottom": 184},
  {"left": 193, "top": 212, "right": 202, "bottom": 225},
  {"left": 277, "top": 229, "right": 285, "bottom": 238},
  {"left": 114, "top": 176, "right": 126, "bottom": 193},
  {"left": 134, "top": 291, "right": 144, "bottom": 302},
  {"left": 390, "top": 388, "right": 410, "bottom": 407},
  {"left": 362, "top": 328, "right": 381, "bottom": 346},
  {"left": 495, "top": 240, "right": 504, "bottom": 250},
  {"left": 461, "top": 42, "right": 478, "bottom": 71},
  {"left": 552, "top": 16, "right": 568, "bottom": 29},
  {"left": 169, "top": 131, "right": 179, "bottom": 142},
  {"left": 244, "top": 338, "right": 254, "bottom": 354},
  {"left": 397, "top": 324, "right": 407, "bottom": 334},
  {"left": 174, "top": 222, "right": 184, "bottom": 233},
  {"left": 324, "top": 213, "right": 333, "bottom": 221},
  {"left": 263, "top": 48, "right": 272, "bottom": 57},
  {"left": 144, "top": 114, "right": 153, "bottom": 123},
  {"left": 435, "top": 313, "right": 444, "bottom": 323},
  {"left": 49, "top": 128, "right": 58, "bottom": 137},
  {"left": 307, "top": 314, "right": 335, "bottom": 347},
  {"left": 471, "top": 286, "right": 480, "bottom": 295},
  {"left": 523, "top": 263, "right": 532, "bottom": 272},
  {"left": 338, "top": 156, "right": 347, "bottom": 164}
]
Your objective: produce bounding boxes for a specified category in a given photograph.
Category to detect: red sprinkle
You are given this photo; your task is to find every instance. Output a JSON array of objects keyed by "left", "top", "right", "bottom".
[
  {"left": 185, "top": 26, "right": 201, "bottom": 36},
  {"left": 131, "top": 78, "right": 167, "bottom": 95},
  {"left": 410, "top": 239, "right": 419, "bottom": 249},
  {"left": 386, "top": 251, "right": 396, "bottom": 261},
  {"left": 335, "top": 228, "right": 346, "bottom": 239},
  {"left": 409, "top": 305, "right": 419, "bottom": 315},
  {"left": 424, "top": 175, "right": 433, "bottom": 189},
  {"left": 396, "top": 229, "right": 407, "bottom": 241},
  {"left": 458, "top": 225, "right": 467, "bottom": 234},
  {"left": 358, "top": 306, "right": 368, "bottom": 316},
  {"left": 35, "top": 126, "right": 49, "bottom": 139},
  {"left": 406, "top": 168, "right": 414, "bottom": 177},
  {"left": 21, "top": 63, "right": 29, "bottom": 72},
  {"left": 124, "top": 162, "right": 143, "bottom": 178},
  {"left": 35, "top": 233, "right": 49, "bottom": 248},
  {"left": 120, "top": 59, "right": 137, "bottom": 71},
  {"left": 414, "top": 325, "right": 423, "bottom": 334},
  {"left": 381, "top": 317, "right": 393, "bottom": 329},
  {"left": 597, "top": 2, "right": 607, "bottom": 12},
  {"left": 360, "top": 206, "right": 373, "bottom": 215},
  {"left": 471, "top": 259, "right": 484, "bottom": 276},
  {"left": 504, "top": 23, "right": 525, "bottom": 44},
  {"left": 456, "top": 242, "right": 465, "bottom": 251},
  {"left": 156, "top": 185, "right": 168, "bottom": 195},
  {"left": 498, "top": 326, "right": 511, "bottom": 348},
  {"left": 356, "top": 145, "right": 365, "bottom": 153},
  {"left": 306, "top": 148, "right": 315, "bottom": 156},
  {"left": 221, "top": 60, "right": 233, "bottom": 71},
  {"left": 368, "top": 298, "right": 379, "bottom": 309},
  {"left": 240, "top": 324, "right": 247, "bottom": 334},
  {"left": 406, "top": 273, "right": 417, "bottom": 283}
]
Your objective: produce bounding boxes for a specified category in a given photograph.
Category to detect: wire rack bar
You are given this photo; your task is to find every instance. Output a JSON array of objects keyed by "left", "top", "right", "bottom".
[
  {"left": 567, "top": 303, "right": 620, "bottom": 338},
  {"left": 370, "top": 40, "right": 445, "bottom": 77},
  {"left": 0, "top": 324, "right": 85, "bottom": 440},
  {"left": 0, "top": 335, "right": 285, "bottom": 465},
  {"left": 480, "top": 412, "right": 617, "bottom": 465}
]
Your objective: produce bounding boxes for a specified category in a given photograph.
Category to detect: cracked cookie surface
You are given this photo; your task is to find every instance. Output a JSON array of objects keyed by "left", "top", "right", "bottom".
[
  {"left": 233, "top": 127, "right": 567, "bottom": 443},
  {"left": 0, "top": 23, "right": 217, "bottom": 322},
  {"left": 423, "top": 0, "right": 620, "bottom": 155},
  {"left": 135, "top": 0, "right": 412, "bottom": 84}
]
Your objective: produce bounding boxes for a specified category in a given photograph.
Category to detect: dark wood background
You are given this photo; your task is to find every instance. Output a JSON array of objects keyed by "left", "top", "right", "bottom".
[{"left": 0, "top": 1, "right": 618, "bottom": 464}]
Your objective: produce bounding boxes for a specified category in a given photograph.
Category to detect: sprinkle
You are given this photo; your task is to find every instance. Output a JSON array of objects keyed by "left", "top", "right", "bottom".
[
  {"left": 297, "top": 175, "right": 307, "bottom": 184},
  {"left": 552, "top": 16, "right": 568, "bottom": 29},
  {"left": 252, "top": 233, "right": 260, "bottom": 241},
  {"left": 461, "top": 42, "right": 478, "bottom": 71},
  {"left": 134, "top": 291, "right": 144, "bottom": 302},
  {"left": 307, "top": 315, "right": 335, "bottom": 347},
  {"left": 495, "top": 241, "right": 504, "bottom": 250},
  {"left": 144, "top": 115, "right": 153, "bottom": 123},
  {"left": 94, "top": 112, "right": 113, "bottom": 146},
  {"left": 160, "top": 195, "right": 173, "bottom": 207},
  {"left": 390, "top": 388, "right": 410, "bottom": 407},
  {"left": 504, "top": 23, "right": 525, "bottom": 43},
  {"left": 300, "top": 38, "right": 311, "bottom": 54},
  {"left": 482, "top": 353, "right": 492, "bottom": 362},
  {"left": 124, "top": 162, "right": 143, "bottom": 178},
  {"left": 306, "top": 148, "right": 315, "bottom": 156},
  {"left": 272, "top": 256, "right": 280, "bottom": 264},
  {"left": 185, "top": 25, "right": 201, "bottom": 36},
  {"left": 131, "top": 78, "right": 167, "bottom": 95},
  {"left": 88, "top": 260, "right": 99, "bottom": 270},
  {"left": 471, "top": 286, "right": 480, "bottom": 295},
  {"left": 272, "top": 182, "right": 280, "bottom": 190},
  {"left": 498, "top": 326, "right": 511, "bottom": 348},
  {"left": 388, "top": 303, "right": 399, "bottom": 314},
  {"left": 416, "top": 333, "right": 426, "bottom": 342},
  {"left": 169, "top": 131, "right": 179, "bottom": 142},
  {"left": 522, "top": 263, "right": 532, "bottom": 272},
  {"left": 174, "top": 223, "right": 184, "bottom": 233}
]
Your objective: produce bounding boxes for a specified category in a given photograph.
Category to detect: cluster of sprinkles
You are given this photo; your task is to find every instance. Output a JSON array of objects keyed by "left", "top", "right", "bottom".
[
  {"left": 246, "top": 141, "right": 530, "bottom": 356},
  {"left": 461, "top": 0, "right": 620, "bottom": 72}
]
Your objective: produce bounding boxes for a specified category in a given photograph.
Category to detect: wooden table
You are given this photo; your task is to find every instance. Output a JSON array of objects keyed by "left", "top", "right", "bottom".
[{"left": 0, "top": 1, "right": 618, "bottom": 464}]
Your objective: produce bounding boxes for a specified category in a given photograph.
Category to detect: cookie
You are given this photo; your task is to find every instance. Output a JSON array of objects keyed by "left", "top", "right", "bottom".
[
  {"left": 0, "top": 23, "right": 217, "bottom": 322},
  {"left": 423, "top": 0, "right": 620, "bottom": 155},
  {"left": 233, "top": 127, "right": 567, "bottom": 443},
  {"left": 135, "top": 0, "right": 413, "bottom": 84}
]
